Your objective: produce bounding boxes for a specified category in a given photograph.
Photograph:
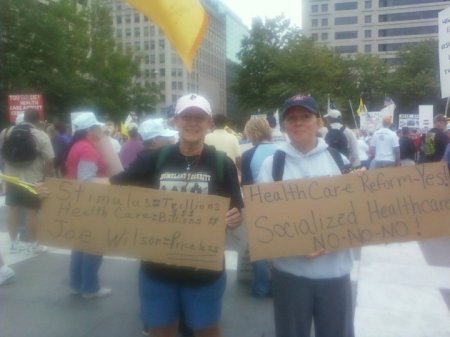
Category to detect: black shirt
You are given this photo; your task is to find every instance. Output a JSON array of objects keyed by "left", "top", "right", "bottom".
[
  {"left": 399, "top": 135, "right": 416, "bottom": 161},
  {"left": 110, "top": 143, "right": 243, "bottom": 286},
  {"left": 424, "top": 128, "right": 449, "bottom": 163}
]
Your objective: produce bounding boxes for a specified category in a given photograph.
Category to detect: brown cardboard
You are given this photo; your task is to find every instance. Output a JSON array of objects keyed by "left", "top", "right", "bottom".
[
  {"left": 37, "top": 179, "right": 230, "bottom": 271},
  {"left": 242, "top": 163, "right": 450, "bottom": 261}
]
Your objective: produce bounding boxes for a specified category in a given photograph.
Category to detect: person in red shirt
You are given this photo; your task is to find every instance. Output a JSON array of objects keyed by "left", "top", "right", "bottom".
[{"left": 65, "top": 112, "right": 111, "bottom": 299}]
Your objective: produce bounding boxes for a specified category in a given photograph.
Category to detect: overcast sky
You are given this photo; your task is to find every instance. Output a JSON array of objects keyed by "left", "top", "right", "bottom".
[{"left": 222, "top": 0, "right": 302, "bottom": 28}]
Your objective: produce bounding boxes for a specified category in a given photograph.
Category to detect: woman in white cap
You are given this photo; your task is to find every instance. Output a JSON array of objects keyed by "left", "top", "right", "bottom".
[
  {"left": 64, "top": 112, "right": 112, "bottom": 299},
  {"left": 110, "top": 94, "right": 243, "bottom": 337},
  {"left": 138, "top": 118, "right": 177, "bottom": 153}
]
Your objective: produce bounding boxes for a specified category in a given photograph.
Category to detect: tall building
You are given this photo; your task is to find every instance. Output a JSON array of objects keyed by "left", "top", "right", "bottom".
[
  {"left": 102, "top": 0, "right": 227, "bottom": 116},
  {"left": 303, "top": 0, "right": 450, "bottom": 64}
]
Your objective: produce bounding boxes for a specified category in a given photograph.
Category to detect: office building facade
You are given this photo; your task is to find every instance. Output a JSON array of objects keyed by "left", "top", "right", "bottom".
[
  {"left": 102, "top": 0, "right": 227, "bottom": 115},
  {"left": 303, "top": 0, "right": 450, "bottom": 64}
]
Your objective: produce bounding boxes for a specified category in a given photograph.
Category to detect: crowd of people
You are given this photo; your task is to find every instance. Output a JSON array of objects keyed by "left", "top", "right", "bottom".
[{"left": 0, "top": 92, "right": 449, "bottom": 337}]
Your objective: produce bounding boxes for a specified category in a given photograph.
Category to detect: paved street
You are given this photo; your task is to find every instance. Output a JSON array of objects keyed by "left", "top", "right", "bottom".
[{"left": 0, "top": 196, "right": 449, "bottom": 337}]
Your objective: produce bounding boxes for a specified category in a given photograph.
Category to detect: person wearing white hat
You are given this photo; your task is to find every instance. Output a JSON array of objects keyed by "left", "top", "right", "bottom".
[
  {"left": 110, "top": 93, "right": 243, "bottom": 337},
  {"left": 65, "top": 112, "right": 112, "bottom": 299},
  {"left": 138, "top": 118, "right": 177, "bottom": 152}
]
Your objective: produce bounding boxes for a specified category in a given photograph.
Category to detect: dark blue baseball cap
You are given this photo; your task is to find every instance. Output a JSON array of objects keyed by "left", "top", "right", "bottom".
[{"left": 281, "top": 94, "right": 319, "bottom": 120}]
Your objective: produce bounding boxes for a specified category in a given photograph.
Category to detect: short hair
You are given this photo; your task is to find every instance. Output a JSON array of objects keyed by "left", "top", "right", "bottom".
[
  {"left": 244, "top": 117, "right": 272, "bottom": 144},
  {"left": 382, "top": 115, "right": 392, "bottom": 127},
  {"left": 128, "top": 126, "right": 139, "bottom": 138},
  {"left": 213, "top": 114, "right": 227, "bottom": 128},
  {"left": 401, "top": 126, "right": 410, "bottom": 135},
  {"left": 434, "top": 114, "right": 446, "bottom": 123},
  {"left": 24, "top": 108, "right": 40, "bottom": 124},
  {"left": 266, "top": 114, "right": 277, "bottom": 128},
  {"left": 54, "top": 121, "right": 67, "bottom": 134}
]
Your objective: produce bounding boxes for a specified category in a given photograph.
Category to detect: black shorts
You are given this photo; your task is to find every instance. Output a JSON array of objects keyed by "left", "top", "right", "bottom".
[{"left": 5, "top": 182, "right": 41, "bottom": 209}]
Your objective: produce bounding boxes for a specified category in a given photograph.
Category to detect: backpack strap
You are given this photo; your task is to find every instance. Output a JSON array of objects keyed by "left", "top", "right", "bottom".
[
  {"left": 272, "top": 150, "right": 286, "bottom": 181},
  {"left": 155, "top": 144, "right": 172, "bottom": 170},
  {"left": 327, "top": 147, "right": 352, "bottom": 174}
]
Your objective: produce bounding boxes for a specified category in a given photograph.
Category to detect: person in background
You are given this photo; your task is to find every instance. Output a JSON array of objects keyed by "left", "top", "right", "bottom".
[
  {"left": 119, "top": 125, "right": 143, "bottom": 169},
  {"left": 241, "top": 117, "right": 278, "bottom": 298},
  {"left": 370, "top": 115, "right": 400, "bottom": 169},
  {"left": 323, "top": 109, "right": 360, "bottom": 168},
  {"left": 257, "top": 94, "right": 354, "bottom": 337},
  {"left": 399, "top": 127, "right": 416, "bottom": 167},
  {"left": 266, "top": 112, "right": 286, "bottom": 143},
  {"left": 205, "top": 113, "right": 242, "bottom": 171},
  {"left": 65, "top": 112, "right": 112, "bottom": 299},
  {"left": 53, "top": 122, "right": 71, "bottom": 177},
  {"left": 424, "top": 114, "right": 448, "bottom": 163},
  {"left": 3, "top": 108, "right": 54, "bottom": 254},
  {"left": 104, "top": 122, "right": 122, "bottom": 154},
  {"left": 138, "top": 118, "right": 177, "bottom": 154},
  {"left": 355, "top": 130, "right": 370, "bottom": 169}
]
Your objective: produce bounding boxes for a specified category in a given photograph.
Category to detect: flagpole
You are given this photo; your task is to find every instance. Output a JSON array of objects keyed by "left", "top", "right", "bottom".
[
  {"left": 348, "top": 99, "right": 358, "bottom": 129},
  {"left": 445, "top": 96, "right": 450, "bottom": 118}
]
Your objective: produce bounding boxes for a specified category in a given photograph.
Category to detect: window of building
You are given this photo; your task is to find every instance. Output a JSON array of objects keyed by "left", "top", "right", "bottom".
[
  {"left": 321, "top": 18, "right": 328, "bottom": 26},
  {"left": 335, "top": 2, "right": 358, "bottom": 11},
  {"left": 160, "top": 69, "right": 165, "bottom": 76},
  {"left": 335, "top": 16, "right": 358, "bottom": 25},
  {"left": 321, "top": 32, "right": 328, "bottom": 41},
  {"left": 312, "top": 19, "right": 318, "bottom": 27},
  {"left": 144, "top": 41, "right": 149, "bottom": 50},
  {"left": 379, "top": 10, "right": 440, "bottom": 22},
  {"left": 378, "top": 25, "right": 437, "bottom": 37},
  {"left": 335, "top": 31, "right": 358, "bottom": 39},
  {"left": 171, "top": 69, "right": 176, "bottom": 77},
  {"left": 335, "top": 45, "right": 358, "bottom": 53},
  {"left": 160, "top": 82, "right": 165, "bottom": 90},
  {"left": 312, "top": 4, "right": 318, "bottom": 13},
  {"left": 125, "top": 28, "right": 131, "bottom": 38},
  {"left": 116, "top": 15, "right": 122, "bottom": 24},
  {"left": 365, "top": 0, "right": 372, "bottom": 8},
  {"left": 134, "top": 27, "right": 140, "bottom": 37},
  {"left": 134, "top": 41, "right": 140, "bottom": 51},
  {"left": 116, "top": 29, "right": 122, "bottom": 38},
  {"left": 177, "top": 69, "right": 183, "bottom": 77},
  {"left": 379, "top": 0, "right": 437, "bottom": 7},
  {"left": 150, "top": 41, "right": 155, "bottom": 50},
  {"left": 150, "top": 55, "right": 155, "bottom": 64},
  {"left": 144, "top": 55, "right": 150, "bottom": 64},
  {"left": 160, "top": 54, "right": 165, "bottom": 64},
  {"left": 172, "top": 95, "right": 177, "bottom": 103},
  {"left": 116, "top": 3, "right": 122, "bottom": 10},
  {"left": 150, "top": 26, "right": 155, "bottom": 36},
  {"left": 159, "top": 39, "right": 165, "bottom": 49},
  {"left": 125, "top": 14, "right": 131, "bottom": 24},
  {"left": 160, "top": 94, "right": 166, "bottom": 102},
  {"left": 365, "top": 15, "right": 372, "bottom": 24},
  {"left": 378, "top": 42, "right": 417, "bottom": 52},
  {"left": 364, "top": 44, "right": 372, "bottom": 53},
  {"left": 311, "top": 33, "right": 318, "bottom": 41},
  {"left": 144, "top": 26, "right": 149, "bottom": 36},
  {"left": 365, "top": 30, "right": 372, "bottom": 38},
  {"left": 134, "top": 13, "right": 140, "bottom": 23},
  {"left": 321, "top": 4, "right": 328, "bottom": 12},
  {"left": 384, "top": 58, "right": 403, "bottom": 66},
  {"left": 177, "top": 82, "right": 183, "bottom": 90},
  {"left": 145, "top": 69, "right": 150, "bottom": 77}
]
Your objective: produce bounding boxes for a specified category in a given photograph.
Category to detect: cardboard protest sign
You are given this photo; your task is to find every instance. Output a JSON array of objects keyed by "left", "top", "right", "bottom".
[
  {"left": 37, "top": 179, "right": 230, "bottom": 271},
  {"left": 242, "top": 163, "right": 450, "bottom": 261}
]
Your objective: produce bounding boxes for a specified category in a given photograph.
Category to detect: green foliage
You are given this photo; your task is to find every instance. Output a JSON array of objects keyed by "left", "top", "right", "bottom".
[
  {"left": 388, "top": 40, "right": 441, "bottom": 113},
  {"left": 232, "top": 18, "right": 442, "bottom": 121},
  {"left": 0, "top": 0, "right": 158, "bottom": 123}
]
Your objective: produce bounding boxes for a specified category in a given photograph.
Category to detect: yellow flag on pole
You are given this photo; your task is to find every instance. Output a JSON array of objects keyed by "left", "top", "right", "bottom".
[
  {"left": 125, "top": 0, "right": 208, "bottom": 72},
  {"left": 356, "top": 97, "right": 367, "bottom": 116}
]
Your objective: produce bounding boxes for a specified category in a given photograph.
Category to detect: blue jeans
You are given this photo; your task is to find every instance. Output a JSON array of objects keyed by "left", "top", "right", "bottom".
[
  {"left": 70, "top": 251, "right": 103, "bottom": 294},
  {"left": 252, "top": 260, "right": 271, "bottom": 297}
]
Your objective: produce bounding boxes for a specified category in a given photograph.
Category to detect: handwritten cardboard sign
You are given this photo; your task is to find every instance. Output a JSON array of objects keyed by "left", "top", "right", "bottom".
[
  {"left": 37, "top": 179, "right": 230, "bottom": 271},
  {"left": 242, "top": 163, "right": 450, "bottom": 261}
]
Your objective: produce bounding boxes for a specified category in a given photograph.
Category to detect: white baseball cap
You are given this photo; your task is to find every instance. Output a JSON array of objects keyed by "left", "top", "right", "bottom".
[
  {"left": 73, "top": 112, "right": 104, "bottom": 132},
  {"left": 324, "top": 109, "right": 342, "bottom": 119},
  {"left": 15, "top": 112, "right": 24, "bottom": 124},
  {"left": 175, "top": 94, "right": 212, "bottom": 116},
  {"left": 138, "top": 118, "right": 178, "bottom": 141}
]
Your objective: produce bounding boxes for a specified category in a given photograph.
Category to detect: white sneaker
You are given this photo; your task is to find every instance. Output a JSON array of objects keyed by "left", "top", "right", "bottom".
[
  {"left": 27, "top": 243, "right": 48, "bottom": 255},
  {"left": 0, "top": 266, "right": 15, "bottom": 285},
  {"left": 10, "top": 240, "right": 25, "bottom": 254},
  {"left": 82, "top": 287, "right": 112, "bottom": 299}
]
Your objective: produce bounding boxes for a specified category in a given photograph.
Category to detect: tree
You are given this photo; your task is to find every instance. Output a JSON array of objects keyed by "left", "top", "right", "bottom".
[
  {"left": 233, "top": 16, "right": 301, "bottom": 111},
  {"left": 389, "top": 40, "right": 441, "bottom": 113}
]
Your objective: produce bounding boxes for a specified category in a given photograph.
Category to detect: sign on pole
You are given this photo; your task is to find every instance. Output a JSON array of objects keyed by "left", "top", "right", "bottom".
[
  {"left": 8, "top": 94, "right": 44, "bottom": 122},
  {"left": 439, "top": 7, "right": 450, "bottom": 99},
  {"left": 419, "top": 105, "right": 434, "bottom": 131}
]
